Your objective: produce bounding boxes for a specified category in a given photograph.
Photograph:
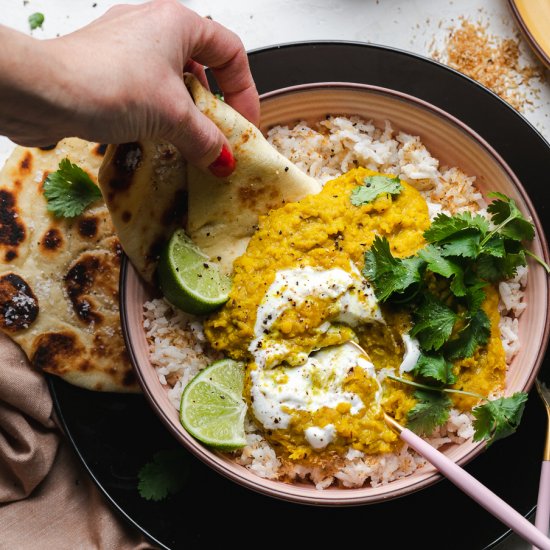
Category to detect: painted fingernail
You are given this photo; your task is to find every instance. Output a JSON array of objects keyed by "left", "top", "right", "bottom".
[{"left": 208, "top": 144, "right": 235, "bottom": 178}]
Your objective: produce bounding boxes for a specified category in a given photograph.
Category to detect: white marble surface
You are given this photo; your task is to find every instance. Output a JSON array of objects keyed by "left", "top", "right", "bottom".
[{"left": 1, "top": 1, "right": 548, "bottom": 548}]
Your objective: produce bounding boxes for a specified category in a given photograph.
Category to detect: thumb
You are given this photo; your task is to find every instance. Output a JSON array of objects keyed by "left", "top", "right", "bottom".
[{"left": 164, "top": 90, "right": 235, "bottom": 178}]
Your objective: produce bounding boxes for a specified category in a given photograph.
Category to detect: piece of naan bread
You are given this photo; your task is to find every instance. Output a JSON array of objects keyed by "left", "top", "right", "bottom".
[
  {"left": 184, "top": 74, "right": 321, "bottom": 274},
  {"left": 98, "top": 140, "right": 187, "bottom": 284},
  {"left": 0, "top": 138, "right": 139, "bottom": 392},
  {"left": 98, "top": 73, "right": 321, "bottom": 281}
]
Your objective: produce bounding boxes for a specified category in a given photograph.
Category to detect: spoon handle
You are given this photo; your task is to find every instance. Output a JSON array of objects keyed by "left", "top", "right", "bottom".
[
  {"left": 398, "top": 427, "right": 550, "bottom": 550},
  {"left": 534, "top": 460, "right": 550, "bottom": 547}
]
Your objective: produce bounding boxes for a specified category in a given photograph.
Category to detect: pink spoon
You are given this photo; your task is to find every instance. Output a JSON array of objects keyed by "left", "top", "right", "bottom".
[
  {"left": 383, "top": 415, "right": 550, "bottom": 550},
  {"left": 347, "top": 341, "right": 550, "bottom": 549},
  {"left": 533, "top": 380, "right": 550, "bottom": 550}
]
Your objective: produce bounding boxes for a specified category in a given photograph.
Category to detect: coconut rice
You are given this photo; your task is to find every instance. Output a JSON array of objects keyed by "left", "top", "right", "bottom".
[{"left": 142, "top": 116, "right": 527, "bottom": 490}]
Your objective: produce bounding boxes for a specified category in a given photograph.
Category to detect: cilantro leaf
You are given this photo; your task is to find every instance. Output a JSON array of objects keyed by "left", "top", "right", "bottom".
[
  {"left": 407, "top": 389, "right": 452, "bottom": 435},
  {"left": 480, "top": 233, "right": 506, "bottom": 258},
  {"left": 487, "top": 192, "right": 535, "bottom": 242},
  {"left": 28, "top": 12, "right": 45, "bottom": 30},
  {"left": 424, "top": 211, "right": 489, "bottom": 243},
  {"left": 410, "top": 293, "right": 458, "bottom": 351},
  {"left": 439, "top": 230, "right": 481, "bottom": 259},
  {"left": 476, "top": 245, "right": 527, "bottom": 282},
  {"left": 351, "top": 175, "right": 402, "bottom": 206},
  {"left": 475, "top": 253, "right": 504, "bottom": 282},
  {"left": 462, "top": 272, "right": 487, "bottom": 312},
  {"left": 472, "top": 392, "right": 528, "bottom": 446},
  {"left": 419, "top": 244, "right": 461, "bottom": 278},
  {"left": 445, "top": 308, "right": 491, "bottom": 360},
  {"left": 43, "top": 158, "right": 102, "bottom": 218},
  {"left": 363, "top": 236, "right": 425, "bottom": 302},
  {"left": 137, "top": 450, "right": 190, "bottom": 501},
  {"left": 418, "top": 245, "right": 466, "bottom": 297},
  {"left": 413, "top": 352, "right": 457, "bottom": 385}
]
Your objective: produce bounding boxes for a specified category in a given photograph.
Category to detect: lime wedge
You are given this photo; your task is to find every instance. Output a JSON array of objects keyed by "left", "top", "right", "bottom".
[
  {"left": 180, "top": 359, "right": 247, "bottom": 451},
  {"left": 157, "top": 229, "right": 231, "bottom": 315}
]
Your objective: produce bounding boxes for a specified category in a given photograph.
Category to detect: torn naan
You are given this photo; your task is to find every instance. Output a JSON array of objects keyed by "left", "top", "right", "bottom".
[
  {"left": 184, "top": 74, "right": 321, "bottom": 274},
  {"left": 0, "top": 138, "right": 139, "bottom": 392},
  {"left": 97, "top": 140, "right": 187, "bottom": 284},
  {"left": 97, "top": 73, "right": 321, "bottom": 281}
]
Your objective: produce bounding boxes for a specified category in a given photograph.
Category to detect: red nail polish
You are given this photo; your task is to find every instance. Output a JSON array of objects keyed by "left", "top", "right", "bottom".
[{"left": 208, "top": 144, "right": 235, "bottom": 178}]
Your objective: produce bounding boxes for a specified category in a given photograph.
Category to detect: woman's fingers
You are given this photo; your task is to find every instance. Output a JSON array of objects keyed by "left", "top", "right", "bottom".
[
  {"left": 185, "top": 13, "right": 260, "bottom": 126},
  {"left": 162, "top": 81, "right": 234, "bottom": 175}
]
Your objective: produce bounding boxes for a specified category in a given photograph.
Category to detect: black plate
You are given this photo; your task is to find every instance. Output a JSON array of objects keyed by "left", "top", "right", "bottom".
[{"left": 50, "top": 42, "right": 550, "bottom": 549}]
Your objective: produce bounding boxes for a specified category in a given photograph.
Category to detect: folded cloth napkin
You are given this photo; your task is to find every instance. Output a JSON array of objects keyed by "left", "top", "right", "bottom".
[{"left": 0, "top": 332, "right": 156, "bottom": 550}]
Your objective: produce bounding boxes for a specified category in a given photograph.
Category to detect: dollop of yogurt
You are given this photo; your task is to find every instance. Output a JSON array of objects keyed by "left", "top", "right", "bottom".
[
  {"left": 249, "top": 342, "right": 381, "bottom": 432},
  {"left": 305, "top": 424, "right": 336, "bottom": 450},
  {"left": 399, "top": 333, "right": 421, "bottom": 375},
  {"left": 249, "top": 265, "right": 382, "bottom": 369}
]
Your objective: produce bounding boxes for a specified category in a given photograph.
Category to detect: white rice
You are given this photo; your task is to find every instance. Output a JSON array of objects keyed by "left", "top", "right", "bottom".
[{"left": 143, "top": 116, "right": 527, "bottom": 489}]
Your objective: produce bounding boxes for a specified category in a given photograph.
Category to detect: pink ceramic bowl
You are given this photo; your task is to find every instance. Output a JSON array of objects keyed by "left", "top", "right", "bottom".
[{"left": 120, "top": 83, "right": 550, "bottom": 506}]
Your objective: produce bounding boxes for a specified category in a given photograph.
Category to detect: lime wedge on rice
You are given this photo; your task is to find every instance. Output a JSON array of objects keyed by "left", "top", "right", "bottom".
[
  {"left": 157, "top": 229, "right": 231, "bottom": 315},
  {"left": 180, "top": 359, "right": 247, "bottom": 451}
]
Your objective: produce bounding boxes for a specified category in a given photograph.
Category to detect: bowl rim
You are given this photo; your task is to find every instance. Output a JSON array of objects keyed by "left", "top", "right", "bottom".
[{"left": 120, "top": 81, "right": 550, "bottom": 506}]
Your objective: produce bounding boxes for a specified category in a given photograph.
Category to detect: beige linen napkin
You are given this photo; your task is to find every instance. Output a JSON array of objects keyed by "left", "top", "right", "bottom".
[{"left": 0, "top": 332, "right": 156, "bottom": 550}]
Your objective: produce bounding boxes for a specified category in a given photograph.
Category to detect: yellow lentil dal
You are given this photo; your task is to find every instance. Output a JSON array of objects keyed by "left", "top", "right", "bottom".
[{"left": 204, "top": 168, "right": 506, "bottom": 463}]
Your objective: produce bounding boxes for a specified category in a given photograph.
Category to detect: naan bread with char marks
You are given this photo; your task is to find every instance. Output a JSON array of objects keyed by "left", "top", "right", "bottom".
[
  {"left": 98, "top": 140, "right": 187, "bottom": 284},
  {"left": 0, "top": 138, "right": 139, "bottom": 392},
  {"left": 97, "top": 73, "right": 321, "bottom": 280}
]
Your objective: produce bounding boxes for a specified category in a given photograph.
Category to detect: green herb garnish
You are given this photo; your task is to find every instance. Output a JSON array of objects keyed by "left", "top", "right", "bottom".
[
  {"left": 472, "top": 392, "right": 529, "bottom": 445},
  {"left": 407, "top": 389, "right": 452, "bottom": 435},
  {"left": 389, "top": 375, "right": 528, "bottom": 447},
  {"left": 444, "top": 308, "right": 491, "bottom": 360},
  {"left": 43, "top": 158, "right": 102, "bottom": 218},
  {"left": 137, "top": 450, "right": 190, "bottom": 501},
  {"left": 351, "top": 175, "right": 403, "bottom": 206},
  {"left": 363, "top": 235, "right": 424, "bottom": 302},
  {"left": 28, "top": 12, "right": 45, "bottom": 30},
  {"left": 412, "top": 352, "right": 456, "bottom": 385},
  {"left": 365, "top": 191, "right": 543, "bottom": 445},
  {"left": 409, "top": 293, "right": 458, "bottom": 352}
]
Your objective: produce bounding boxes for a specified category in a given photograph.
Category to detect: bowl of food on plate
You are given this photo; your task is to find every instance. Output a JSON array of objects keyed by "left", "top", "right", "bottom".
[{"left": 102, "top": 75, "right": 550, "bottom": 505}]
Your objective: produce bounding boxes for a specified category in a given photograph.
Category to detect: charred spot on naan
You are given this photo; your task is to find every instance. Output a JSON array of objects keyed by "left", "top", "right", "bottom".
[
  {"left": 77, "top": 215, "right": 99, "bottom": 239},
  {"left": 161, "top": 188, "right": 188, "bottom": 227},
  {"left": 39, "top": 227, "right": 64, "bottom": 253},
  {"left": 31, "top": 330, "right": 85, "bottom": 374},
  {"left": 237, "top": 183, "right": 280, "bottom": 212},
  {"left": 0, "top": 272, "right": 39, "bottom": 331},
  {"left": 18, "top": 151, "right": 33, "bottom": 175},
  {"left": 235, "top": 127, "right": 253, "bottom": 148},
  {"left": 106, "top": 142, "right": 143, "bottom": 193},
  {"left": 64, "top": 250, "right": 119, "bottom": 325},
  {"left": 0, "top": 189, "right": 26, "bottom": 254}
]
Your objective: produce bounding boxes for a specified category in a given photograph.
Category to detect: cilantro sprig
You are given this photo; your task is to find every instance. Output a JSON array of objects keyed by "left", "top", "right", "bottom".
[
  {"left": 364, "top": 192, "right": 546, "bottom": 361},
  {"left": 351, "top": 175, "right": 403, "bottom": 206},
  {"left": 363, "top": 236, "right": 424, "bottom": 302},
  {"left": 389, "top": 375, "right": 528, "bottom": 447},
  {"left": 28, "top": 12, "right": 45, "bottom": 31},
  {"left": 137, "top": 449, "right": 190, "bottom": 501},
  {"left": 43, "top": 158, "right": 102, "bottom": 218}
]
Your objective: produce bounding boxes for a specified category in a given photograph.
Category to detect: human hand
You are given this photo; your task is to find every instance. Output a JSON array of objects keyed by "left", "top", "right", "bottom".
[{"left": 1, "top": 0, "right": 259, "bottom": 175}]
